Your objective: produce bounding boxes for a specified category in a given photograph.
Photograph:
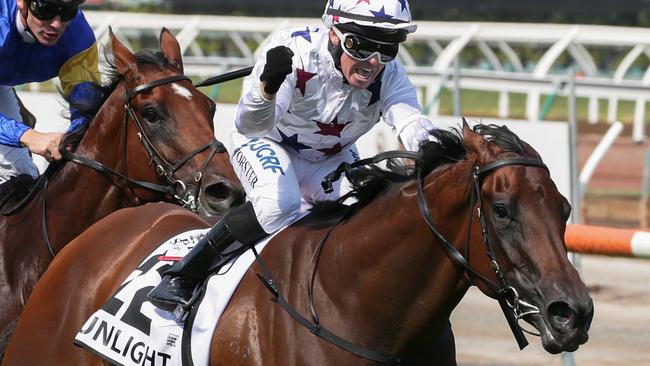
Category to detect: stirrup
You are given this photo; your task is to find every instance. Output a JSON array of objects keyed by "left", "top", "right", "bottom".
[{"left": 170, "top": 288, "right": 203, "bottom": 322}]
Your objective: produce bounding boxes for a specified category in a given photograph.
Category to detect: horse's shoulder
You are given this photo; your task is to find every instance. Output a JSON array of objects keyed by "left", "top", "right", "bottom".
[
  {"left": 57, "top": 203, "right": 210, "bottom": 269},
  {"left": 93, "top": 202, "right": 209, "bottom": 233}
]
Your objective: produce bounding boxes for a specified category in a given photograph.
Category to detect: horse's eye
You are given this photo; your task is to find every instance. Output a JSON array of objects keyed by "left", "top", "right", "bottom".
[
  {"left": 141, "top": 108, "right": 161, "bottom": 123},
  {"left": 492, "top": 204, "right": 509, "bottom": 219}
]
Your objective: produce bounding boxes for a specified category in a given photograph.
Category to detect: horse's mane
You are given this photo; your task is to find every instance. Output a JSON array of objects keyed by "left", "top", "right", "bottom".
[
  {"left": 59, "top": 48, "right": 171, "bottom": 151},
  {"left": 304, "top": 123, "right": 527, "bottom": 228}
]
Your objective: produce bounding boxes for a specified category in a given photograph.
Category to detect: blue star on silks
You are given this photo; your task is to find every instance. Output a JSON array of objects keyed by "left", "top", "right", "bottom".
[
  {"left": 366, "top": 79, "right": 382, "bottom": 106},
  {"left": 291, "top": 27, "right": 312, "bottom": 43},
  {"left": 328, "top": 0, "right": 334, "bottom": 7},
  {"left": 398, "top": 0, "right": 407, "bottom": 11},
  {"left": 370, "top": 6, "right": 393, "bottom": 20},
  {"left": 278, "top": 129, "right": 311, "bottom": 152}
]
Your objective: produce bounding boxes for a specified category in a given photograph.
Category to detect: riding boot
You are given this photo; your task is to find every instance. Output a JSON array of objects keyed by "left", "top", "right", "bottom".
[{"left": 147, "top": 201, "right": 267, "bottom": 311}]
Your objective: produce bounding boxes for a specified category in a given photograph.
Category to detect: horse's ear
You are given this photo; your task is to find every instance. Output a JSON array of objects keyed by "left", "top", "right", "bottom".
[
  {"left": 110, "top": 28, "right": 138, "bottom": 81},
  {"left": 462, "top": 118, "right": 489, "bottom": 160},
  {"left": 160, "top": 27, "right": 184, "bottom": 74}
]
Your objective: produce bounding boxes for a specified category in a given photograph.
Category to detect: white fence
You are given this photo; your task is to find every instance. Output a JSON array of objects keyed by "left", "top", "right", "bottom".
[{"left": 67, "top": 11, "right": 650, "bottom": 141}]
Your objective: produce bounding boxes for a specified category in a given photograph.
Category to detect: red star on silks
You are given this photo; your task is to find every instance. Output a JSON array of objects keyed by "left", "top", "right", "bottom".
[
  {"left": 314, "top": 117, "right": 350, "bottom": 137},
  {"left": 318, "top": 143, "right": 343, "bottom": 156},
  {"left": 295, "top": 68, "right": 317, "bottom": 96},
  {"left": 356, "top": 0, "right": 371, "bottom": 4}
]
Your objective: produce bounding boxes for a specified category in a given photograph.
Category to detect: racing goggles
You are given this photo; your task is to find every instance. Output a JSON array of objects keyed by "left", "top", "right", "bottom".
[
  {"left": 28, "top": 0, "right": 78, "bottom": 22},
  {"left": 332, "top": 26, "right": 399, "bottom": 64}
]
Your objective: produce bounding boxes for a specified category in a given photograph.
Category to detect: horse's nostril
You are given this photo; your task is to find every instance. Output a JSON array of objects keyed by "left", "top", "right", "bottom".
[
  {"left": 205, "top": 182, "right": 232, "bottom": 201},
  {"left": 548, "top": 301, "right": 577, "bottom": 330}
]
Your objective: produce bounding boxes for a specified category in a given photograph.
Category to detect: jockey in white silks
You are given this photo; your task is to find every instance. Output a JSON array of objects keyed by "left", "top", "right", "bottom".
[{"left": 148, "top": 0, "right": 436, "bottom": 311}]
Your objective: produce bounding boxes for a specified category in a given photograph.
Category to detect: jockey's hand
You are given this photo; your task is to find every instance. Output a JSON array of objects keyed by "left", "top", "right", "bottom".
[
  {"left": 260, "top": 46, "right": 294, "bottom": 96},
  {"left": 400, "top": 117, "right": 436, "bottom": 152},
  {"left": 19, "top": 129, "right": 64, "bottom": 162}
]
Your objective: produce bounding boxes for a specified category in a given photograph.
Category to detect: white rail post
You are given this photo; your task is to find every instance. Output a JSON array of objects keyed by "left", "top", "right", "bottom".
[{"left": 563, "top": 67, "right": 578, "bottom": 366}]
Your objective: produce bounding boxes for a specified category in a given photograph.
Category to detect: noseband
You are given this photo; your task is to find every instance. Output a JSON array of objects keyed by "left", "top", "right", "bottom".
[
  {"left": 122, "top": 75, "right": 226, "bottom": 211},
  {"left": 417, "top": 156, "right": 548, "bottom": 349},
  {"left": 41, "top": 74, "right": 226, "bottom": 259},
  {"left": 253, "top": 150, "right": 550, "bottom": 364}
]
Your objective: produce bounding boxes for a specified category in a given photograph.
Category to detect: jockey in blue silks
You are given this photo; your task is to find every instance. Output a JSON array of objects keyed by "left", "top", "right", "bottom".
[
  {"left": 0, "top": 0, "right": 100, "bottom": 183},
  {"left": 148, "top": 0, "right": 436, "bottom": 312}
]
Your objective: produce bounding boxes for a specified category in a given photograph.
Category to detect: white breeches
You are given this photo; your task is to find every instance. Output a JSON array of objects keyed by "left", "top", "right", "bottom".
[
  {"left": 229, "top": 132, "right": 357, "bottom": 234},
  {"left": 0, "top": 86, "right": 38, "bottom": 183}
]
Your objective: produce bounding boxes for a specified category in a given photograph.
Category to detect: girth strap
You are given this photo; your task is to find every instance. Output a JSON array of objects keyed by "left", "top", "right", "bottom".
[{"left": 252, "top": 247, "right": 409, "bottom": 365}]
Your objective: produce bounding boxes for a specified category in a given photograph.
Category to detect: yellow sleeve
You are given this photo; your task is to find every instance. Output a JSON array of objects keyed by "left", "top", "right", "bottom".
[{"left": 58, "top": 43, "right": 100, "bottom": 97}]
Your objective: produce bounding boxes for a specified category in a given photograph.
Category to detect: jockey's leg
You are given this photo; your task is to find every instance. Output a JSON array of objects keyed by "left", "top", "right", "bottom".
[
  {"left": 0, "top": 86, "right": 39, "bottom": 184},
  {"left": 147, "top": 201, "right": 267, "bottom": 311},
  {"left": 148, "top": 133, "right": 304, "bottom": 311}
]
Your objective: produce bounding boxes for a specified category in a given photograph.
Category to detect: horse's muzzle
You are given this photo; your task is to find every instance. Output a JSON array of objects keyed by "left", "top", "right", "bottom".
[{"left": 199, "top": 179, "right": 245, "bottom": 216}]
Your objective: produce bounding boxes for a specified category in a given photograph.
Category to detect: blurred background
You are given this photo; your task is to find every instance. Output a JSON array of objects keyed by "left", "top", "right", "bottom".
[{"left": 16, "top": 1, "right": 650, "bottom": 365}]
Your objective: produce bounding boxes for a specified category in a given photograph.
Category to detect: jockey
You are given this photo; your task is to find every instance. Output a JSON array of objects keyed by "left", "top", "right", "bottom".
[
  {"left": 0, "top": 0, "right": 100, "bottom": 184},
  {"left": 148, "top": 0, "right": 435, "bottom": 311}
]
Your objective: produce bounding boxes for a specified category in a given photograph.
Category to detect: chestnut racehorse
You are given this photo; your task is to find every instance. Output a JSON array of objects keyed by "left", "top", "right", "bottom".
[
  {"left": 0, "top": 29, "right": 244, "bottom": 356},
  {"left": 2, "top": 123, "right": 593, "bottom": 365}
]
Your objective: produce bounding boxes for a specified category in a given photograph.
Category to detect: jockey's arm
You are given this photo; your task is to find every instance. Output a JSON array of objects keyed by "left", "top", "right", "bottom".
[
  {"left": 235, "top": 45, "right": 295, "bottom": 137},
  {"left": 58, "top": 36, "right": 101, "bottom": 133},
  {"left": 381, "top": 62, "right": 435, "bottom": 151}
]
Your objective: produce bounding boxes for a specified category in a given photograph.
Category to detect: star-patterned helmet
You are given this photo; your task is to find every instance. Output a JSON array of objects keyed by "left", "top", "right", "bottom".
[{"left": 322, "top": 0, "right": 417, "bottom": 39}]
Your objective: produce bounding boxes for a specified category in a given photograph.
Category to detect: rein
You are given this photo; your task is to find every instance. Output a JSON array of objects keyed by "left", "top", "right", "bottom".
[
  {"left": 254, "top": 150, "right": 548, "bottom": 364},
  {"left": 37, "top": 74, "right": 226, "bottom": 259},
  {"left": 122, "top": 75, "right": 227, "bottom": 211}
]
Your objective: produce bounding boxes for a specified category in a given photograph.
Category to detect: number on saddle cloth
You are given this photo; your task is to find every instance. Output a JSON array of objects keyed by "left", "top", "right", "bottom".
[{"left": 74, "top": 228, "right": 270, "bottom": 366}]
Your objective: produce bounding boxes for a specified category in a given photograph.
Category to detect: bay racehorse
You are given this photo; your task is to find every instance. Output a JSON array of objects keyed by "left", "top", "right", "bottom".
[
  {"left": 0, "top": 29, "right": 244, "bottom": 356},
  {"left": 2, "top": 123, "right": 593, "bottom": 365}
]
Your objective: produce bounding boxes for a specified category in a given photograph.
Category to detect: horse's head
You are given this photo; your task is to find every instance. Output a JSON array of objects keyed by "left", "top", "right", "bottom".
[
  {"left": 461, "top": 122, "right": 593, "bottom": 353},
  {"left": 76, "top": 28, "right": 244, "bottom": 215}
]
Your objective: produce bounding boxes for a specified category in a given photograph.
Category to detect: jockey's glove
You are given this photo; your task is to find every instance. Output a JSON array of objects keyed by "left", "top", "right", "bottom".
[{"left": 260, "top": 46, "right": 294, "bottom": 95}]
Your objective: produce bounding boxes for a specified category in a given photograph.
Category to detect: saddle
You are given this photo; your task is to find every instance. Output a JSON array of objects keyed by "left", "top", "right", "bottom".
[{"left": 0, "top": 174, "right": 38, "bottom": 213}]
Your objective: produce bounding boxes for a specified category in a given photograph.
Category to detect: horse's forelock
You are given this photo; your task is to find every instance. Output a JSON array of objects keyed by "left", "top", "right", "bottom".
[{"left": 473, "top": 124, "right": 527, "bottom": 156}]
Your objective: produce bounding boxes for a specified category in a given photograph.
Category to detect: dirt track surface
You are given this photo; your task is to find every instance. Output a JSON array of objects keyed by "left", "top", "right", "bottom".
[
  {"left": 578, "top": 132, "right": 648, "bottom": 193},
  {"left": 453, "top": 129, "right": 650, "bottom": 366},
  {"left": 452, "top": 255, "right": 650, "bottom": 366}
]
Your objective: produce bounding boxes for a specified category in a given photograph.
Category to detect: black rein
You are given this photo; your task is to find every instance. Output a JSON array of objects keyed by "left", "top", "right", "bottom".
[{"left": 254, "top": 151, "right": 548, "bottom": 364}]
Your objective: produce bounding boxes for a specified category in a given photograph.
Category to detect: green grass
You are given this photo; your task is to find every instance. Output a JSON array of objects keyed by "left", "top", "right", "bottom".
[
  {"left": 437, "top": 88, "right": 650, "bottom": 124},
  {"left": 16, "top": 79, "right": 650, "bottom": 126}
]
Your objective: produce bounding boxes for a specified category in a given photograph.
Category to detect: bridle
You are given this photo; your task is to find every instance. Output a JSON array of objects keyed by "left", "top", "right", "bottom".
[
  {"left": 44, "top": 74, "right": 226, "bottom": 258},
  {"left": 417, "top": 156, "right": 547, "bottom": 347},
  {"left": 63, "top": 74, "right": 226, "bottom": 212},
  {"left": 253, "top": 150, "right": 549, "bottom": 364}
]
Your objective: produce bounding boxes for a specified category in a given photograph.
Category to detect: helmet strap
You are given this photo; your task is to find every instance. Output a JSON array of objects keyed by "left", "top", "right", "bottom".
[
  {"left": 16, "top": 4, "right": 36, "bottom": 43},
  {"left": 327, "top": 36, "right": 347, "bottom": 81}
]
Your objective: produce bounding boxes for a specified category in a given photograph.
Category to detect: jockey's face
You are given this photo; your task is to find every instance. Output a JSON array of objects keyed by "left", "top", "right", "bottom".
[
  {"left": 330, "top": 29, "right": 385, "bottom": 89},
  {"left": 17, "top": 0, "right": 72, "bottom": 46}
]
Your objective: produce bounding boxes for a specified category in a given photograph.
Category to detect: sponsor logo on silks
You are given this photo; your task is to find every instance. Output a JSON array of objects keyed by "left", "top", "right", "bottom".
[
  {"left": 241, "top": 138, "right": 286, "bottom": 175},
  {"left": 232, "top": 148, "right": 259, "bottom": 188},
  {"left": 78, "top": 315, "right": 172, "bottom": 366}
]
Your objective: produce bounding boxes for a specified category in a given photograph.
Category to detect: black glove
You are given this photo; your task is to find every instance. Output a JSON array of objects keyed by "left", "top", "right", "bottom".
[{"left": 259, "top": 46, "right": 294, "bottom": 95}]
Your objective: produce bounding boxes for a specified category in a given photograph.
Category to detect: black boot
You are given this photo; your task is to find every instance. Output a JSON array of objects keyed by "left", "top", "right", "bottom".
[{"left": 147, "top": 202, "right": 267, "bottom": 312}]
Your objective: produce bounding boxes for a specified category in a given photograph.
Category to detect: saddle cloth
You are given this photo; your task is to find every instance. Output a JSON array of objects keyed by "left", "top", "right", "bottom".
[{"left": 73, "top": 228, "right": 273, "bottom": 366}]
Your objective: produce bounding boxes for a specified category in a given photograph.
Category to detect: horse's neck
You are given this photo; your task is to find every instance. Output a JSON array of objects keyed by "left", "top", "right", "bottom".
[
  {"left": 318, "top": 162, "right": 475, "bottom": 354},
  {"left": 45, "top": 91, "right": 132, "bottom": 249}
]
